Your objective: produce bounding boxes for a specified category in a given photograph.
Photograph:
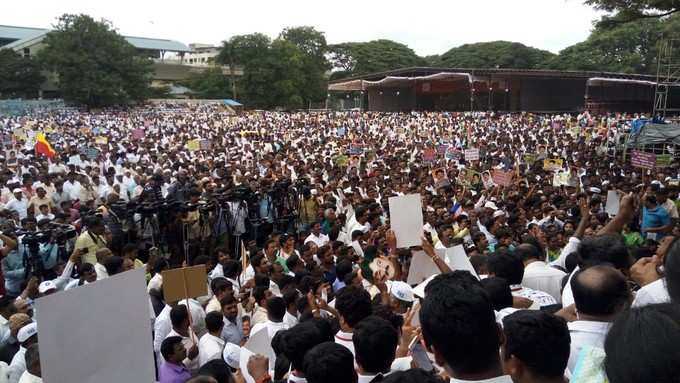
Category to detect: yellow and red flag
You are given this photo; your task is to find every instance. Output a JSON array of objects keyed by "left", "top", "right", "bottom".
[{"left": 35, "top": 132, "right": 57, "bottom": 159}]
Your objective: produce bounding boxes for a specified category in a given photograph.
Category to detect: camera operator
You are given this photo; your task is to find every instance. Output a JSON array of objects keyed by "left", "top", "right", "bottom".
[
  {"left": 73, "top": 215, "right": 109, "bottom": 265},
  {"left": 97, "top": 193, "right": 125, "bottom": 255},
  {"left": 140, "top": 174, "right": 164, "bottom": 204},
  {"left": 167, "top": 170, "right": 191, "bottom": 203},
  {"left": 0, "top": 230, "right": 21, "bottom": 297}
]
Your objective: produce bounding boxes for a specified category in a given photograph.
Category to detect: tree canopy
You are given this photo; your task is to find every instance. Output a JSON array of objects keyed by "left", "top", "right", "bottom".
[
  {"left": 0, "top": 49, "right": 44, "bottom": 99},
  {"left": 218, "top": 27, "right": 329, "bottom": 110},
  {"left": 545, "top": 14, "right": 680, "bottom": 74},
  {"left": 39, "top": 14, "right": 153, "bottom": 107},
  {"left": 328, "top": 40, "right": 427, "bottom": 76},
  {"left": 585, "top": 0, "right": 680, "bottom": 21},
  {"left": 436, "top": 41, "right": 555, "bottom": 69}
]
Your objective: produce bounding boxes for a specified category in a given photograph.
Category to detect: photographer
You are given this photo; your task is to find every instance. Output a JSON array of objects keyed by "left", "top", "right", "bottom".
[
  {"left": 0, "top": 231, "right": 19, "bottom": 296},
  {"left": 73, "top": 215, "right": 109, "bottom": 265}
]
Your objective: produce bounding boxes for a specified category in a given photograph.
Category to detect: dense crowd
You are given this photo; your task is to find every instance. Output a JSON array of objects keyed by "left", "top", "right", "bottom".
[{"left": 0, "top": 104, "right": 678, "bottom": 383}]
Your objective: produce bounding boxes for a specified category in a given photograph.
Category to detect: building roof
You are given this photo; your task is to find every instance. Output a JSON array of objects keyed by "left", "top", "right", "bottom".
[
  {"left": 0, "top": 24, "right": 190, "bottom": 52},
  {"left": 0, "top": 25, "right": 47, "bottom": 41},
  {"left": 329, "top": 66, "right": 663, "bottom": 85}
]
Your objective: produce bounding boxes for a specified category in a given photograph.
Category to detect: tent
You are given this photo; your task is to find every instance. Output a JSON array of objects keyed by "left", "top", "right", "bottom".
[{"left": 627, "top": 123, "right": 680, "bottom": 147}]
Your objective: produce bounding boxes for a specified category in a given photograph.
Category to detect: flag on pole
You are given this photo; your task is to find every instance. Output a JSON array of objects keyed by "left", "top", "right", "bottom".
[{"left": 35, "top": 132, "right": 56, "bottom": 159}]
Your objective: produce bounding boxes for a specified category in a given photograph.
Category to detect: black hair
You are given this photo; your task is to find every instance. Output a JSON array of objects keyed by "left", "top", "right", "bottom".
[
  {"left": 210, "top": 277, "right": 233, "bottom": 296},
  {"left": 382, "top": 369, "right": 443, "bottom": 383},
  {"left": 664, "top": 238, "right": 680, "bottom": 303},
  {"left": 480, "top": 277, "right": 513, "bottom": 311},
  {"left": 219, "top": 293, "right": 237, "bottom": 307},
  {"left": 469, "top": 255, "right": 488, "bottom": 275},
  {"left": 121, "top": 243, "right": 137, "bottom": 255},
  {"left": 283, "top": 289, "right": 299, "bottom": 308},
  {"left": 420, "top": 271, "right": 500, "bottom": 375},
  {"left": 205, "top": 311, "right": 224, "bottom": 333},
  {"left": 170, "top": 305, "right": 189, "bottom": 329},
  {"left": 502, "top": 310, "right": 570, "bottom": 379},
  {"left": 335, "top": 285, "right": 372, "bottom": 328},
  {"left": 281, "top": 321, "right": 329, "bottom": 372},
  {"left": 487, "top": 252, "right": 524, "bottom": 285},
  {"left": 253, "top": 286, "right": 269, "bottom": 305},
  {"left": 267, "top": 296, "right": 286, "bottom": 322},
  {"left": 571, "top": 265, "right": 630, "bottom": 316},
  {"left": 196, "top": 359, "right": 233, "bottom": 383},
  {"left": 336, "top": 259, "right": 353, "bottom": 281},
  {"left": 161, "top": 336, "right": 184, "bottom": 360},
  {"left": 576, "top": 234, "right": 631, "bottom": 271},
  {"left": 303, "top": 342, "right": 357, "bottom": 383},
  {"left": 353, "top": 316, "right": 399, "bottom": 374},
  {"left": 153, "top": 258, "right": 170, "bottom": 274},
  {"left": 222, "top": 259, "right": 241, "bottom": 279},
  {"left": 251, "top": 253, "right": 266, "bottom": 268},
  {"left": 192, "top": 255, "right": 209, "bottom": 267},
  {"left": 514, "top": 243, "right": 542, "bottom": 263},
  {"left": 604, "top": 303, "right": 680, "bottom": 383},
  {"left": 286, "top": 254, "right": 301, "bottom": 271},
  {"left": 103, "top": 256, "right": 124, "bottom": 276},
  {"left": 254, "top": 273, "right": 270, "bottom": 288}
]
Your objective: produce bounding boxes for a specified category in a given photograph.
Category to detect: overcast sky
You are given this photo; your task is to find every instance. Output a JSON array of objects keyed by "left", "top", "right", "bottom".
[{"left": 2, "top": 0, "right": 604, "bottom": 55}]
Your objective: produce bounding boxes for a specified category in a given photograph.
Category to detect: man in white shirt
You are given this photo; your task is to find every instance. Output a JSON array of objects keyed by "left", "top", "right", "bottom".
[
  {"left": 249, "top": 296, "right": 289, "bottom": 340},
  {"left": 334, "top": 285, "right": 372, "bottom": 357},
  {"left": 420, "top": 272, "right": 512, "bottom": 383},
  {"left": 62, "top": 173, "right": 83, "bottom": 201},
  {"left": 501, "top": 310, "right": 571, "bottom": 383},
  {"left": 9, "top": 323, "right": 37, "bottom": 383},
  {"left": 488, "top": 252, "right": 557, "bottom": 308},
  {"left": 304, "top": 222, "right": 329, "bottom": 248},
  {"left": 5, "top": 189, "right": 28, "bottom": 220},
  {"left": 517, "top": 244, "right": 566, "bottom": 303},
  {"left": 17, "top": 344, "right": 41, "bottom": 383},
  {"left": 353, "top": 316, "right": 398, "bottom": 383},
  {"left": 567, "top": 265, "right": 630, "bottom": 375},
  {"left": 164, "top": 305, "right": 200, "bottom": 373},
  {"left": 198, "top": 312, "right": 226, "bottom": 367}
]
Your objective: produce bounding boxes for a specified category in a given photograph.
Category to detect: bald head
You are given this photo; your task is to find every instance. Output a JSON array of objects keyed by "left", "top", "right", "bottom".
[{"left": 571, "top": 265, "right": 630, "bottom": 318}]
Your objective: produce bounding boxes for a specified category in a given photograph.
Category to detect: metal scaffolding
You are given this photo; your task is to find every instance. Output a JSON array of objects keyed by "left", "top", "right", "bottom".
[{"left": 653, "top": 39, "right": 680, "bottom": 119}]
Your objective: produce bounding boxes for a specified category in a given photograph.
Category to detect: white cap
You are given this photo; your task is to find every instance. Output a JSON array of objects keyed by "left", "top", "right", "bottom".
[
  {"left": 588, "top": 187, "right": 602, "bottom": 194},
  {"left": 389, "top": 281, "right": 415, "bottom": 303},
  {"left": 222, "top": 343, "right": 241, "bottom": 369},
  {"left": 492, "top": 210, "right": 506, "bottom": 219},
  {"left": 38, "top": 280, "right": 57, "bottom": 294},
  {"left": 12, "top": 188, "right": 22, "bottom": 193},
  {"left": 17, "top": 322, "right": 37, "bottom": 343},
  {"left": 484, "top": 201, "right": 498, "bottom": 210}
]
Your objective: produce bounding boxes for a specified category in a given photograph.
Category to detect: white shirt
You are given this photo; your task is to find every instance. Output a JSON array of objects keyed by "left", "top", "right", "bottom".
[
  {"left": 250, "top": 320, "right": 288, "bottom": 340},
  {"left": 334, "top": 330, "right": 355, "bottom": 357},
  {"left": 198, "top": 333, "right": 225, "bottom": 367},
  {"left": 522, "top": 261, "right": 567, "bottom": 303},
  {"left": 95, "top": 263, "right": 109, "bottom": 280},
  {"left": 662, "top": 199, "right": 679, "bottom": 219},
  {"left": 17, "top": 371, "right": 41, "bottom": 383},
  {"left": 0, "top": 314, "right": 10, "bottom": 346},
  {"left": 304, "top": 232, "right": 329, "bottom": 247},
  {"left": 567, "top": 320, "right": 610, "bottom": 375},
  {"left": 4, "top": 198, "right": 28, "bottom": 219},
  {"left": 8, "top": 346, "right": 26, "bottom": 383},
  {"left": 632, "top": 278, "right": 670, "bottom": 307},
  {"left": 283, "top": 311, "right": 298, "bottom": 328}
]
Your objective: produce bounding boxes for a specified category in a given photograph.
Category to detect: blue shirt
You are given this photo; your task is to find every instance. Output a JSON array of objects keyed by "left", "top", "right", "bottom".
[
  {"left": 158, "top": 361, "right": 191, "bottom": 383},
  {"left": 221, "top": 316, "right": 243, "bottom": 345},
  {"left": 642, "top": 205, "right": 671, "bottom": 238}
]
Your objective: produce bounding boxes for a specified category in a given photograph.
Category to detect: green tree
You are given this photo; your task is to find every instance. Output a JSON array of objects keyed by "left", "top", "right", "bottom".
[
  {"left": 184, "top": 68, "right": 232, "bottom": 99},
  {"left": 39, "top": 14, "right": 153, "bottom": 107},
  {"left": 279, "top": 26, "right": 329, "bottom": 107},
  {"left": 546, "top": 15, "right": 680, "bottom": 74},
  {"left": 218, "top": 33, "right": 272, "bottom": 108},
  {"left": 438, "top": 41, "right": 555, "bottom": 69},
  {"left": 0, "top": 49, "right": 44, "bottom": 99},
  {"left": 585, "top": 0, "right": 680, "bottom": 22},
  {"left": 328, "top": 40, "right": 427, "bottom": 76}
]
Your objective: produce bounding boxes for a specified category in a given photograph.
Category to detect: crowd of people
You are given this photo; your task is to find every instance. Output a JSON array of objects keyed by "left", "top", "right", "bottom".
[{"left": 0, "top": 104, "right": 678, "bottom": 382}]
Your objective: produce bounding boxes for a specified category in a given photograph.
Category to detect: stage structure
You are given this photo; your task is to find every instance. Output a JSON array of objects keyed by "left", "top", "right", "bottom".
[{"left": 329, "top": 67, "right": 680, "bottom": 114}]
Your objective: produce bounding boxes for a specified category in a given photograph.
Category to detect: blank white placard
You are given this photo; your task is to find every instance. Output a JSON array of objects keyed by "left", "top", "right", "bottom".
[
  {"left": 442, "top": 245, "right": 479, "bottom": 280},
  {"left": 605, "top": 190, "right": 620, "bottom": 216},
  {"left": 407, "top": 250, "right": 441, "bottom": 285},
  {"left": 389, "top": 194, "right": 424, "bottom": 248},
  {"left": 36, "top": 268, "right": 155, "bottom": 383}
]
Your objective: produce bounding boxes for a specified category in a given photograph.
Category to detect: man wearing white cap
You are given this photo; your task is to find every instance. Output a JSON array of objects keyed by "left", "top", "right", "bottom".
[
  {"left": 387, "top": 281, "right": 414, "bottom": 315},
  {"left": 222, "top": 342, "right": 240, "bottom": 373},
  {"left": 38, "top": 281, "right": 57, "bottom": 297},
  {"left": 9, "top": 322, "right": 37, "bottom": 383},
  {"left": 4, "top": 189, "right": 28, "bottom": 220}
]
